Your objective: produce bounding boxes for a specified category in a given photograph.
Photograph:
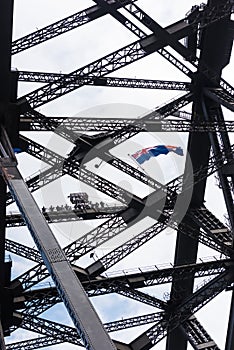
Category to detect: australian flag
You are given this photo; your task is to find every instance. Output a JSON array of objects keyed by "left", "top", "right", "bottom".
[{"left": 131, "top": 145, "right": 183, "bottom": 165}]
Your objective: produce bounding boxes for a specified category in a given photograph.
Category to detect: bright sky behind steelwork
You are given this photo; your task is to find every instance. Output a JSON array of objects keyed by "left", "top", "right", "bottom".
[{"left": 5, "top": 1, "right": 234, "bottom": 349}]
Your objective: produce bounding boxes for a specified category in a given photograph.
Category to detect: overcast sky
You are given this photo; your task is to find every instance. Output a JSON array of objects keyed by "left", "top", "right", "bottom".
[{"left": 5, "top": 1, "right": 234, "bottom": 349}]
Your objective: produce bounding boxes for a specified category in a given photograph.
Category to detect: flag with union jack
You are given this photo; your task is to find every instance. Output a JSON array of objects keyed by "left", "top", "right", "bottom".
[{"left": 131, "top": 145, "right": 183, "bottom": 165}]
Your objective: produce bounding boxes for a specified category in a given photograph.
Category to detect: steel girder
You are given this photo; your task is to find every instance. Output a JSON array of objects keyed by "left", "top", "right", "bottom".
[
  {"left": 18, "top": 27, "right": 192, "bottom": 108},
  {"left": 16, "top": 0, "right": 233, "bottom": 113},
  {"left": 21, "top": 116, "right": 234, "bottom": 133},
  {"left": 2, "top": 0, "right": 234, "bottom": 349},
  {"left": 11, "top": 0, "right": 138, "bottom": 55},
  {"left": 11, "top": 113, "right": 234, "bottom": 348},
  {"left": 166, "top": 2, "right": 234, "bottom": 349},
  {"left": 5, "top": 207, "right": 122, "bottom": 227},
  {"left": 0, "top": 0, "right": 14, "bottom": 347},
  {"left": 7, "top": 312, "right": 162, "bottom": 349},
  {"left": 18, "top": 71, "right": 191, "bottom": 90},
  {"left": 129, "top": 269, "right": 234, "bottom": 349},
  {"left": 182, "top": 315, "right": 220, "bottom": 350},
  {"left": 6, "top": 133, "right": 232, "bottom": 289},
  {"left": 8, "top": 260, "right": 231, "bottom": 348},
  {"left": 11, "top": 0, "right": 233, "bottom": 56}
]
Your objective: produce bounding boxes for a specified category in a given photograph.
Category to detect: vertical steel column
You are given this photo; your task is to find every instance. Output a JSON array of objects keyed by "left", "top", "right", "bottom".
[
  {"left": 167, "top": 1, "right": 233, "bottom": 348},
  {"left": 0, "top": 0, "right": 14, "bottom": 282},
  {"left": 225, "top": 291, "right": 234, "bottom": 350},
  {"left": 0, "top": 1, "right": 14, "bottom": 347},
  {"left": 0, "top": 323, "right": 6, "bottom": 350},
  {"left": 0, "top": 179, "right": 6, "bottom": 286},
  {"left": 201, "top": 98, "right": 234, "bottom": 229}
]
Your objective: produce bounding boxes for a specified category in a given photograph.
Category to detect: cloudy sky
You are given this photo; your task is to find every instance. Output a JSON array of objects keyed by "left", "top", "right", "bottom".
[{"left": 5, "top": 0, "right": 234, "bottom": 349}]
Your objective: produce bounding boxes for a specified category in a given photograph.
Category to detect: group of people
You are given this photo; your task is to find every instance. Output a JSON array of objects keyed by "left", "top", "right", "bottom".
[
  {"left": 41, "top": 200, "right": 106, "bottom": 213},
  {"left": 42, "top": 204, "right": 72, "bottom": 213}
]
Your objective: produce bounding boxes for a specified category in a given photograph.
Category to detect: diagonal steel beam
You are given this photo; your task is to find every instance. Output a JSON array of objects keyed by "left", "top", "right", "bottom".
[
  {"left": 129, "top": 268, "right": 234, "bottom": 349},
  {"left": 94, "top": 0, "right": 234, "bottom": 97},
  {"left": 11, "top": 0, "right": 137, "bottom": 55},
  {"left": 16, "top": 258, "right": 229, "bottom": 319},
  {"left": 204, "top": 88, "right": 234, "bottom": 112},
  {"left": 6, "top": 336, "right": 63, "bottom": 350},
  {"left": 9, "top": 312, "right": 162, "bottom": 349},
  {"left": 11, "top": 92, "right": 193, "bottom": 207},
  {"left": 18, "top": 20, "right": 192, "bottom": 108},
  {"left": 94, "top": 0, "right": 193, "bottom": 60},
  {"left": 7, "top": 135, "right": 232, "bottom": 288},
  {"left": 22, "top": 258, "right": 229, "bottom": 302},
  {"left": 18, "top": 71, "right": 190, "bottom": 90},
  {"left": 10, "top": 215, "right": 126, "bottom": 290},
  {"left": 124, "top": 2, "right": 234, "bottom": 95},
  {"left": 18, "top": 137, "right": 233, "bottom": 252},
  {"left": 5, "top": 239, "right": 41, "bottom": 262},
  {"left": 19, "top": 91, "right": 193, "bottom": 144},
  {"left": 182, "top": 315, "right": 220, "bottom": 350},
  {"left": 1, "top": 159, "right": 116, "bottom": 349}
]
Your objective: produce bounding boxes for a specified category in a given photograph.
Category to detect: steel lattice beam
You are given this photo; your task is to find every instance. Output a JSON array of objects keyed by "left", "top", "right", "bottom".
[
  {"left": 1, "top": 1, "right": 234, "bottom": 349},
  {"left": 182, "top": 316, "right": 220, "bottom": 350},
  {"left": 7, "top": 312, "right": 162, "bottom": 349},
  {"left": 21, "top": 116, "right": 234, "bottom": 133},
  {"left": 18, "top": 71, "right": 190, "bottom": 91},
  {"left": 18, "top": 19, "right": 193, "bottom": 109},
  {"left": 9, "top": 260, "right": 230, "bottom": 338},
  {"left": 7, "top": 132, "right": 233, "bottom": 295},
  {"left": 11, "top": 0, "right": 137, "bottom": 55},
  {"left": 129, "top": 268, "right": 234, "bottom": 349},
  {"left": 5, "top": 205, "right": 125, "bottom": 227}
]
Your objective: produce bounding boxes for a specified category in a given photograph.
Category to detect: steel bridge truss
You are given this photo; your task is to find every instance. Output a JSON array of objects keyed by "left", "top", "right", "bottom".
[{"left": 0, "top": 0, "right": 234, "bottom": 349}]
